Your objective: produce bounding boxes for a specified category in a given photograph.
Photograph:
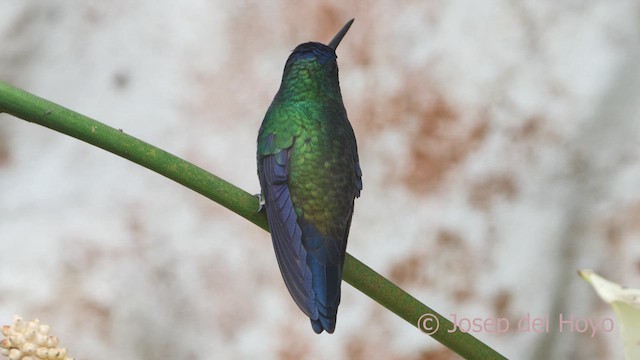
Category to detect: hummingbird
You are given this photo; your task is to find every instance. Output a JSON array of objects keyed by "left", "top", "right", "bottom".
[{"left": 257, "top": 19, "right": 362, "bottom": 334}]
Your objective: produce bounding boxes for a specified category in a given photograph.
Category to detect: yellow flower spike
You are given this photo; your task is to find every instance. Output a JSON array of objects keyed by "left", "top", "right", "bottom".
[
  {"left": 47, "top": 349, "right": 57, "bottom": 360},
  {"left": 22, "top": 329, "right": 35, "bottom": 342},
  {"left": 44, "top": 338, "right": 56, "bottom": 349},
  {"left": 1, "top": 327, "right": 11, "bottom": 338},
  {"left": 35, "top": 347, "right": 47, "bottom": 359},
  {"left": 34, "top": 334, "right": 46, "bottom": 347},
  {"left": 12, "top": 318, "right": 25, "bottom": 334},
  {"left": 4, "top": 339, "right": 13, "bottom": 348},
  {"left": 7, "top": 349, "right": 21, "bottom": 360},
  {"left": 10, "top": 334, "right": 25, "bottom": 347},
  {"left": 20, "top": 344, "right": 35, "bottom": 357},
  {"left": 0, "top": 316, "right": 73, "bottom": 360},
  {"left": 24, "top": 322, "right": 37, "bottom": 334}
]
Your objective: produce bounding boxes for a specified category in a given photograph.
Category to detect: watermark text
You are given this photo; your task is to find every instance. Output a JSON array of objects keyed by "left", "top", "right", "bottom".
[{"left": 417, "top": 312, "right": 614, "bottom": 337}]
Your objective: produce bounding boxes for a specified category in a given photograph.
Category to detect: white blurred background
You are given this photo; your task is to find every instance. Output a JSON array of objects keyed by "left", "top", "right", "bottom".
[{"left": 1, "top": 1, "right": 640, "bottom": 359}]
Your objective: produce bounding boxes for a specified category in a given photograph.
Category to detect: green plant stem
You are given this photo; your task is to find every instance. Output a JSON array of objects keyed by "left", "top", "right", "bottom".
[{"left": 0, "top": 81, "right": 506, "bottom": 360}]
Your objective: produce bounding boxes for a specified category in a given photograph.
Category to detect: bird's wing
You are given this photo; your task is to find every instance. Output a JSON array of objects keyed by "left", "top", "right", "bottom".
[{"left": 258, "top": 133, "right": 317, "bottom": 319}]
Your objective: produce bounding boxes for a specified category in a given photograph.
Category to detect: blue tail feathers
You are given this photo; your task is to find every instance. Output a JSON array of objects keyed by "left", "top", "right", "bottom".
[{"left": 302, "top": 222, "right": 345, "bottom": 334}]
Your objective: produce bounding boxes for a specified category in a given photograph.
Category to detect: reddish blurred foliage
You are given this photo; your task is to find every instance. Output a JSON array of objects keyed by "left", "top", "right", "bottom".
[
  {"left": 492, "top": 289, "right": 512, "bottom": 319},
  {"left": 389, "top": 249, "right": 429, "bottom": 286},
  {"left": 414, "top": 347, "right": 459, "bottom": 360},
  {"left": 277, "top": 324, "right": 311, "bottom": 360},
  {"left": 402, "top": 96, "right": 489, "bottom": 194},
  {"left": 468, "top": 173, "right": 518, "bottom": 211},
  {"left": 0, "top": 134, "right": 9, "bottom": 167},
  {"left": 389, "top": 228, "right": 476, "bottom": 303}
]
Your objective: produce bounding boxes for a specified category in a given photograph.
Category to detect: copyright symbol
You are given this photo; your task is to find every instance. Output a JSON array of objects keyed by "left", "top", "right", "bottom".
[{"left": 417, "top": 313, "right": 439, "bottom": 335}]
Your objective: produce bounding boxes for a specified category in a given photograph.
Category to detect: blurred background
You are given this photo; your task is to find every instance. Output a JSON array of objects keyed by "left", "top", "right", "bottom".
[{"left": 1, "top": 1, "right": 640, "bottom": 359}]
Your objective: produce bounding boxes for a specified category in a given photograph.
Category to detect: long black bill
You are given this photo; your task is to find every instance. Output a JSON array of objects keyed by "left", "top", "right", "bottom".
[{"left": 327, "top": 19, "right": 354, "bottom": 50}]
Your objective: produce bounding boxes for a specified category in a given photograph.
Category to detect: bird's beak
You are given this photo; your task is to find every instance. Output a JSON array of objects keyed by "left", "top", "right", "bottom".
[{"left": 328, "top": 19, "right": 354, "bottom": 51}]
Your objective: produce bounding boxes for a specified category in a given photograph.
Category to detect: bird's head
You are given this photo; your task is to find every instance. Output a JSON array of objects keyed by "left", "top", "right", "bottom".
[{"left": 281, "top": 19, "right": 354, "bottom": 86}]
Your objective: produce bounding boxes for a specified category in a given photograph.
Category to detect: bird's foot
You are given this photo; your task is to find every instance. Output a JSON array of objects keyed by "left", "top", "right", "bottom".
[{"left": 255, "top": 193, "right": 265, "bottom": 212}]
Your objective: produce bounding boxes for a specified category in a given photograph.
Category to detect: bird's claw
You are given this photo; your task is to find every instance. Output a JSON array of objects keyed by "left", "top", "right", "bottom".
[{"left": 255, "top": 193, "right": 265, "bottom": 212}]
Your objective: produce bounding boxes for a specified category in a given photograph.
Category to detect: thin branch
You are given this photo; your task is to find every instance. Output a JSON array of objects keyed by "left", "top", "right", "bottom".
[{"left": 0, "top": 81, "right": 506, "bottom": 360}]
